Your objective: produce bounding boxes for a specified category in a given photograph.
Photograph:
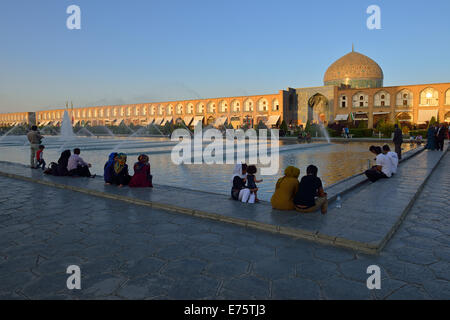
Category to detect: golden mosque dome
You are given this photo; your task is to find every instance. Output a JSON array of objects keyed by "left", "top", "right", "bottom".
[{"left": 324, "top": 47, "right": 384, "bottom": 88}]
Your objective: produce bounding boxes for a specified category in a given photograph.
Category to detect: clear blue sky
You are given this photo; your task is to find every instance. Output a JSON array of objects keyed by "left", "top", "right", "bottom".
[{"left": 1, "top": 0, "right": 449, "bottom": 113}]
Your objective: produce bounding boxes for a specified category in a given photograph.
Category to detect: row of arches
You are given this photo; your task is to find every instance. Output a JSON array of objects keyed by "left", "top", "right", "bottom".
[
  {"left": 37, "top": 98, "right": 280, "bottom": 121},
  {"left": 339, "top": 88, "right": 450, "bottom": 108},
  {"left": 0, "top": 113, "right": 28, "bottom": 122}
]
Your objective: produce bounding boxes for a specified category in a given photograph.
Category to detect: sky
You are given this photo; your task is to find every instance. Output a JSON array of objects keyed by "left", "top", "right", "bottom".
[{"left": 0, "top": 0, "right": 449, "bottom": 113}]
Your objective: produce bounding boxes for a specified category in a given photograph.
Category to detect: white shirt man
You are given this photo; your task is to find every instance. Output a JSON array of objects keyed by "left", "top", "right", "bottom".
[
  {"left": 67, "top": 153, "right": 88, "bottom": 171},
  {"left": 375, "top": 153, "right": 392, "bottom": 178},
  {"left": 382, "top": 145, "right": 399, "bottom": 175},
  {"left": 386, "top": 151, "right": 398, "bottom": 174}
]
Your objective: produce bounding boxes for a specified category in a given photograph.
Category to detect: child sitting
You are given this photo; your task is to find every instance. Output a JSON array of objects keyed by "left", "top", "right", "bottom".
[
  {"left": 246, "top": 165, "right": 263, "bottom": 202},
  {"left": 36, "top": 145, "right": 46, "bottom": 170}
]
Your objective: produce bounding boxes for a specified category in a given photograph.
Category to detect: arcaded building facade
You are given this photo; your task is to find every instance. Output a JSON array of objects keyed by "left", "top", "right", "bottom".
[{"left": 1, "top": 49, "right": 449, "bottom": 129}]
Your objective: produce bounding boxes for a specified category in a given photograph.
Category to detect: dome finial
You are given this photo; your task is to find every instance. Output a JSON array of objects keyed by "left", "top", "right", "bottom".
[{"left": 352, "top": 43, "right": 354, "bottom": 52}]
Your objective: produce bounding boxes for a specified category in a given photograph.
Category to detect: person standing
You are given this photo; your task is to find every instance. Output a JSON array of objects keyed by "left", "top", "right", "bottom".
[
  {"left": 26, "top": 125, "right": 43, "bottom": 168},
  {"left": 426, "top": 124, "right": 437, "bottom": 150},
  {"left": 393, "top": 124, "right": 403, "bottom": 160},
  {"left": 35, "top": 145, "right": 46, "bottom": 170},
  {"left": 436, "top": 123, "right": 447, "bottom": 151}
]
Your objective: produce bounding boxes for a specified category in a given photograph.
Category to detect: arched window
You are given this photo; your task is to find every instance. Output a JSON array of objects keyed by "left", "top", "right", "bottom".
[
  {"left": 186, "top": 103, "right": 194, "bottom": 114},
  {"left": 142, "top": 106, "right": 147, "bottom": 116},
  {"left": 232, "top": 100, "right": 240, "bottom": 112},
  {"left": 272, "top": 99, "right": 279, "bottom": 111},
  {"left": 197, "top": 102, "right": 205, "bottom": 114},
  {"left": 374, "top": 91, "right": 390, "bottom": 107},
  {"left": 445, "top": 89, "right": 450, "bottom": 105},
  {"left": 339, "top": 95, "right": 347, "bottom": 108},
  {"left": 396, "top": 90, "right": 413, "bottom": 107},
  {"left": 420, "top": 88, "right": 439, "bottom": 106},
  {"left": 244, "top": 99, "right": 254, "bottom": 112},
  {"left": 167, "top": 105, "right": 174, "bottom": 115},
  {"left": 135, "top": 106, "right": 140, "bottom": 116},
  {"left": 352, "top": 93, "right": 369, "bottom": 107},
  {"left": 207, "top": 102, "right": 216, "bottom": 113},
  {"left": 127, "top": 106, "right": 132, "bottom": 116},
  {"left": 258, "top": 99, "right": 268, "bottom": 112},
  {"left": 158, "top": 105, "right": 165, "bottom": 116},
  {"left": 176, "top": 104, "right": 183, "bottom": 115},
  {"left": 396, "top": 112, "right": 413, "bottom": 123},
  {"left": 219, "top": 100, "right": 228, "bottom": 113}
]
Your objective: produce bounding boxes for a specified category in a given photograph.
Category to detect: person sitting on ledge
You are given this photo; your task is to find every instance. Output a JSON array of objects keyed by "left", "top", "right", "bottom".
[
  {"left": 104, "top": 152, "right": 118, "bottom": 185},
  {"left": 231, "top": 163, "right": 254, "bottom": 203},
  {"left": 365, "top": 146, "right": 392, "bottom": 182},
  {"left": 44, "top": 149, "right": 71, "bottom": 176},
  {"left": 129, "top": 154, "right": 153, "bottom": 188},
  {"left": 293, "top": 165, "right": 328, "bottom": 215},
  {"left": 109, "top": 153, "right": 131, "bottom": 187},
  {"left": 246, "top": 165, "right": 263, "bottom": 203},
  {"left": 271, "top": 166, "right": 300, "bottom": 210},
  {"left": 382, "top": 145, "right": 398, "bottom": 175},
  {"left": 67, "top": 148, "right": 95, "bottom": 178}
]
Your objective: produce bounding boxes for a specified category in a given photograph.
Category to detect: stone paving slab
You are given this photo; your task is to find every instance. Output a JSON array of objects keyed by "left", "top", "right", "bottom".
[{"left": 0, "top": 143, "right": 446, "bottom": 254}]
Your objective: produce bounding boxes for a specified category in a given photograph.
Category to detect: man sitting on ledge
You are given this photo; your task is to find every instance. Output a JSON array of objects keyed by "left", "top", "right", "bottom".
[
  {"left": 293, "top": 165, "right": 328, "bottom": 215},
  {"left": 67, "top": 148, "right": 95, "bottom": 178},
  {"left": 365, "top": 146, "right": 392, "bottom": 182}
]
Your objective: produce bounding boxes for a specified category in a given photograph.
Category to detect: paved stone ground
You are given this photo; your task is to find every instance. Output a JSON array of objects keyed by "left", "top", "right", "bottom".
[
  {"left": 0, "top": 145, "right": 432, "bottom": 253},
  {"left": 0, "top": 152, "right": 449, "bottom": 300}
]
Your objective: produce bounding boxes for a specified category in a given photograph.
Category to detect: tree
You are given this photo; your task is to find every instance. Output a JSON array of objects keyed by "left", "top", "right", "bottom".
[
  {"left": 280, "top": 120, "right": 288, "bottom": 132},
  {"left": 358, "top": 120, "right": 368, "bottom": 129},
  {"left": 428, "top": 116, "right": 437, "bottom": 129},
  {"left": 304, "top": 120, "right": 311, "bottom": 133}
]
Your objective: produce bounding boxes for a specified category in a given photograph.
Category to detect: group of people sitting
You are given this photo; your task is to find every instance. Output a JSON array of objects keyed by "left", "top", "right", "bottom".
[
  {"left": 364, "top": 145, "right": 399, "bottom": 182},
  {"left": 231, "top": 164, "right": 263, "bottom": 203},
  {"left": 104, "top": 153, "right": 153, "bottom": 188},
  {"left": 231, "top": 163, "right": 328, "bottom": 214},
  {"left": 45, "top": 148, "right": 95, "bottom": 178},
  {"left": 44, "top": 149, "right": 153, "bottom": 188},
  {"left": 271, "top": 165, "right": 328, "bottom": 214}
]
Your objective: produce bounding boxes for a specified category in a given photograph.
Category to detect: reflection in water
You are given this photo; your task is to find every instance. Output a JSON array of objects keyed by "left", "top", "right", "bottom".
[{"left": 0, "top": 136, "right": 415, "bottom": 201}]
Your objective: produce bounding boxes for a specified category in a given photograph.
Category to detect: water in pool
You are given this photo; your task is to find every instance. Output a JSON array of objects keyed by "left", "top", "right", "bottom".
[{"left": 0, "top": 135, "right": 415, "bottom": 201}]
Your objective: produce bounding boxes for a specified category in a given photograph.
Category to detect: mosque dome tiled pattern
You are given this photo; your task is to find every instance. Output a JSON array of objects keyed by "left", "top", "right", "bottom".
[{"left": 324, "top": 50, "right": 384, "bottom": 88}]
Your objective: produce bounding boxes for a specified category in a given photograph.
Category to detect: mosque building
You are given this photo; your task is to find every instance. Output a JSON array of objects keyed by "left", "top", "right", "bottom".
[{"left": 1, "top": 48, "right": 450, "bottom": 129}]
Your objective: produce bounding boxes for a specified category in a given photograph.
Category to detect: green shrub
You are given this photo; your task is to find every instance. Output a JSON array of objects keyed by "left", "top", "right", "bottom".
[
  {"left": 357, "top": 121, "right": 368, "bottom": 129},
  {"left": 349, "top": 128, "right": 373, "bottom": 137},
  {"left": 327, "top": 128, "right": 341, "bottom": 137},
  {"left": 428, "top": 116, "right": 437, "bottom": 128},
  {"left": 409, "top": 130, "right": 428, "bottom": 137}
]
